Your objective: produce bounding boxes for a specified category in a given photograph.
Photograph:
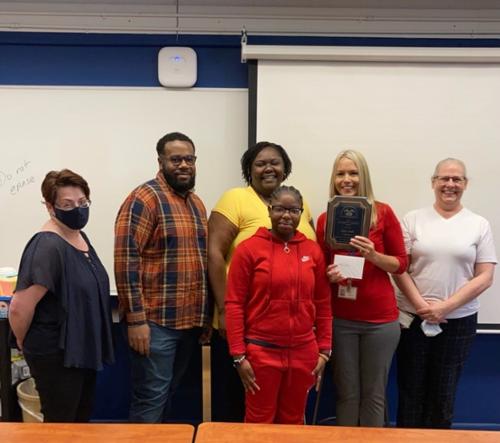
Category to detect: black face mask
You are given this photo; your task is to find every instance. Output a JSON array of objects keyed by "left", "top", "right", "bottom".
[{"left": 54, "top": 206, "right": 89, "bottom": 230}]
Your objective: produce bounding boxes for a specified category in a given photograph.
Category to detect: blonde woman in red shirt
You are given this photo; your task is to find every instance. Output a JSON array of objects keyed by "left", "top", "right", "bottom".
[{"left": 316, "top": 150, "right": 407, "bottom": 427}]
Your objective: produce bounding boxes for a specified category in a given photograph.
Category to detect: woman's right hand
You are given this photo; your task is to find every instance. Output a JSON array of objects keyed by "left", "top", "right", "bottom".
[
  {"left": 326, "top": 263, "right": 345, "bottom": 284},
  {"left": 237, "top": 359, "right": 260, "bottom": 394},
  {"left": 417, "top": 299, "right": 449, "bottom": 324}
]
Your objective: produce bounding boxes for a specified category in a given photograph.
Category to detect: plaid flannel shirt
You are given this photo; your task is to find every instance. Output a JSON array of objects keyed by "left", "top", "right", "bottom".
[{"left": 114, "top": 171, "right": 209, "bottom": 329}]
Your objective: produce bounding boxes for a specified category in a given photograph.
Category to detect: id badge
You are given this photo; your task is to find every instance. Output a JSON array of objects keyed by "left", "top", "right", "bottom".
[{"left": 338, "top": 284, "right": 357, "bottom": 300}]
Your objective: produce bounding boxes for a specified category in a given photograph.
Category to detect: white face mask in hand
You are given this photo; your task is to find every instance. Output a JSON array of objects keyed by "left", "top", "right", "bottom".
[{"left": 420, "top": 320, "right": 443, "bottom": 337}]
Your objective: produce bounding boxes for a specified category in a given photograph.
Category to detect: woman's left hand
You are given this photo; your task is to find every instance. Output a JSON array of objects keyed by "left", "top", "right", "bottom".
[
  {"left": 237, "top": 359, "right": 260, "bottom": 394},
  {"left": 312, "top": 356, "right": 327, "bottom": 392},
  {"left": 417, "top": 300, "right": 449, "bottom": 324},
  {"left": 350, "top": 236, "right": 376, "bottom": 261}
]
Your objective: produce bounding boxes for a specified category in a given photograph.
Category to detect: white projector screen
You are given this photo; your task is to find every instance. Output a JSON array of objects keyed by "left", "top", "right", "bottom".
[{"left": 256, "top": 58, "right": 499, "bottom": 327}]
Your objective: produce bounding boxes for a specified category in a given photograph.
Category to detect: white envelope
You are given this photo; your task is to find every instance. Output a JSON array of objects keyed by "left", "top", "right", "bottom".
[{"left": 334, "top": 255, "right": 365, "bottom": 279}]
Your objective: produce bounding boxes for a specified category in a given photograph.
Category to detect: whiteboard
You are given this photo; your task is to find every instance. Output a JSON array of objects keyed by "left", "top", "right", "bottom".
[
  {"left": 256, "top": 59, "right": 500, "bottom": 326},
  {"left": 0, "top": 86, "right": 247, "bottom": 292}
]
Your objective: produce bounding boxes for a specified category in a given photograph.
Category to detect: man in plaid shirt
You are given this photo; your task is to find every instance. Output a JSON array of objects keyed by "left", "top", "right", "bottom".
[{"left": 114, "top": 132, "right": 209, "bottom": 423}]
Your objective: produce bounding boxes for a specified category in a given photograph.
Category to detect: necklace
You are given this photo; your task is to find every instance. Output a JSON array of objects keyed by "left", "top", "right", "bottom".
[{"left": 283, "top": 242, "right": 290, "bottom": 253}]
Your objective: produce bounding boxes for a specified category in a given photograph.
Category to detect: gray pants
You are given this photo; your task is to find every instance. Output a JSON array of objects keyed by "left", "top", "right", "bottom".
[{"left": 333, "top": 318, "right": 400, "bottom": 427}]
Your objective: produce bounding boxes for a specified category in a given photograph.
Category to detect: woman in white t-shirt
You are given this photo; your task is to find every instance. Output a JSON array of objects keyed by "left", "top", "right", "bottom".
[{"left": 394, "top": 158, "right": 497, "bottom": 429}]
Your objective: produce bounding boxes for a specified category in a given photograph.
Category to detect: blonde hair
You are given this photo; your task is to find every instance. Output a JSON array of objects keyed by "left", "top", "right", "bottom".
[{"left": 329, "top": 149, "right": 378, "bottom": 226}]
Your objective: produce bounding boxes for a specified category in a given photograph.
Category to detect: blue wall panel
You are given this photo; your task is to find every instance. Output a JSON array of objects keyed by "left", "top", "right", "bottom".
[
  {"left": 2, "top": 32, "right": 500, "bottom": 87},
  {"left": 94, "top": 329, "right": 500, "bottom": 429},
  {"left": 0, "top": 33, "right": 247, "bottom": 87}
]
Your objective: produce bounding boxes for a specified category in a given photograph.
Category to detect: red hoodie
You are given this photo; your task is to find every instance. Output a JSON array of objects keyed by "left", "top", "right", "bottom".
[{"left": 225, "top": 227, "right": 332, "bottom": 356}]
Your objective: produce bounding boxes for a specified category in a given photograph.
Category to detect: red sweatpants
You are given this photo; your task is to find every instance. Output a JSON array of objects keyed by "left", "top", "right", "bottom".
[{"left": 244, "top": 341, "right": 318, "bottom": 424}]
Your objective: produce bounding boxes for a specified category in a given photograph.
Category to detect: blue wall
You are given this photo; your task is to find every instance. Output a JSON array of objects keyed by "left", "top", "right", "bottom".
[
  {"left": 0, "top": 33, "right": 247, "bottom": 87},
  {"left": 307, "top": 333, "right": 500, "bottom": 429},
  {"left": 96, "top": 324, "right": 500, "bottom": 428},
  {"left": 2, "top": 31, "right": 499, "bottom": 428},
  {"left": 2, "top": 32, "right": 500, "bottom": 88}
]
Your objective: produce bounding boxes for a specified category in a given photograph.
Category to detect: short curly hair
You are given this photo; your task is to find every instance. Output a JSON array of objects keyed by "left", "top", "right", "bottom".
[{"left": 240, "top": 141, "right": 292, "bottom": 185}]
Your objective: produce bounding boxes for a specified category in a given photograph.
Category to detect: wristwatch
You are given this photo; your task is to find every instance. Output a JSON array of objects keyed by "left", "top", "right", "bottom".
[{"left": 232, "top": 355, "right": 246, "bottom": 368}]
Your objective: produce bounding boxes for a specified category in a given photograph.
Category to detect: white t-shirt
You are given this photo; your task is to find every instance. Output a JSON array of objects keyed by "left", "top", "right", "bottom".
[{"left": 397, "top": 206, "right": 497, "bottom": 319}]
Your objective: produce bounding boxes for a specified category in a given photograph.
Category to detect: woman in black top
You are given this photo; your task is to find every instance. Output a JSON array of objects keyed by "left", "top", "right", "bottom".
[{"left": 9, "top": 169, "right": 114, "bottom": 422}]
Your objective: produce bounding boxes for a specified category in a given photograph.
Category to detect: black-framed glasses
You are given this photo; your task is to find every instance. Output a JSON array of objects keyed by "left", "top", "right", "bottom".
[
  {"left": 269, "top": 205, "right": 303, "bottom": 216},
  {"left": 164, "top": 155, "right": 197, "bottom": 166},
  {"left": 433, "top": 175, "right": 466, "bottom": 185}
]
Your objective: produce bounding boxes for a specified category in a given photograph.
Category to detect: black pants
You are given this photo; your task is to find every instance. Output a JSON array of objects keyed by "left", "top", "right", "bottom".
[
  {"left": 24, "top": 352, "right": 97, "bottom": 422},
  {"left": 210, "top": 330, "right": 245, "bottom": 422},
  {"left": 396, "top": 314, "right": 477, "bottom": 429}
]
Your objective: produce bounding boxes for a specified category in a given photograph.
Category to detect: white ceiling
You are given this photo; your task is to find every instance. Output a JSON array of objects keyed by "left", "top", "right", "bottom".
[{"left": 1, "top": 0, "right": 500, "bottom": 36}]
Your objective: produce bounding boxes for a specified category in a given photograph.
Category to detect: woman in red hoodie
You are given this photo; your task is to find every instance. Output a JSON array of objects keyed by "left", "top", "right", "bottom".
[{"left": 225, "top": 185, "right": 332, "bottom": 424}]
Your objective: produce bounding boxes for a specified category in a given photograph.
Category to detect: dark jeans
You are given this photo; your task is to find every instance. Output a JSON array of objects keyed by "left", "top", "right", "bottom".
[
  {"left": 24, "top": 351, "right": 96, "bottom": 422},
  {"left": 210, "top": 329, "right": 245, "bottom": 422},
  {"left": 397, "top": 313, "right": 477, "bottom": 429},
  {"left": 128, "top": 322, "right": 201, "bottom": 423}
]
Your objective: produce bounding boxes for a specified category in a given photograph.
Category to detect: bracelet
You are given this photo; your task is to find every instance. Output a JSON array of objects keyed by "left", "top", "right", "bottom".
[
  {"left": 318, "top": 353, "right": 330, "bottom": 363},
  {"left": 232, "top": 355, "right": 246, "bottom": 368}
]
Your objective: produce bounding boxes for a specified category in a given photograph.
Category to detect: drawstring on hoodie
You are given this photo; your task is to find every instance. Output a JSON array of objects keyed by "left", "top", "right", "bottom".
[{"left": 267, "top": 229, "right": 302, "bottom": 387}]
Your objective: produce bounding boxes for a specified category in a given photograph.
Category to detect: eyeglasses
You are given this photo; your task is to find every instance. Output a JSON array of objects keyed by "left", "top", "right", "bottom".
[
  {"left": 433, "top": 175, "right": 466, "bottom": 184},
  {"left": 53, "top": 200, "right": 91, "bottom": 211},
  {"left": 164, "top": 155, "right": 197, "bottom": 166},
  {"left": 269, "top": 205, "right": 303, "bottom": 216}
]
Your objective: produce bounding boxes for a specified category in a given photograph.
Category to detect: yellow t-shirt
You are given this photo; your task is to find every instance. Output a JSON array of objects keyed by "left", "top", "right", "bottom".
[{"left": 213, "top": 186, "right": 316, "bottom": 266}]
